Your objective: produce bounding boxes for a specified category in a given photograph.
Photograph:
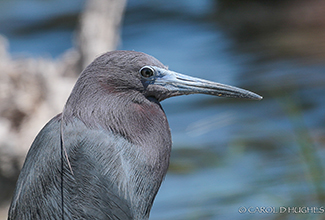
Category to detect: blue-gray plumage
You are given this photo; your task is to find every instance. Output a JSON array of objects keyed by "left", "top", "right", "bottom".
[{"left": 8, "top": 51, "right": 262, "bottom": 220}]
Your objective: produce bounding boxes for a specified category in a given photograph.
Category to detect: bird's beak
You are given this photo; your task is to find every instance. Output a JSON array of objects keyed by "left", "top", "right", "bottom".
[{"left": 147, "top": 66, "right": 263, "bottom": 101}]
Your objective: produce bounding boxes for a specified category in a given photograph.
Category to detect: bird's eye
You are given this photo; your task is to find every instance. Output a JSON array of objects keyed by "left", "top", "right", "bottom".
[{"left": 140, "top": 66, "right": 154, "bottom": 78}]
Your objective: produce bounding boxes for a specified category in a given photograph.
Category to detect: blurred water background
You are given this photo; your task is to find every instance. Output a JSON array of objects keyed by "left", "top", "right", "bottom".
[{"left": 1, "top": 0, "right": 325, "bottom": 219}]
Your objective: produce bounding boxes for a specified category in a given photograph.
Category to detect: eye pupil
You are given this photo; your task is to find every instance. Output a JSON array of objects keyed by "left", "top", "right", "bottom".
[{"left": 140, "top": 67, "right": 154, "bottom": 78}]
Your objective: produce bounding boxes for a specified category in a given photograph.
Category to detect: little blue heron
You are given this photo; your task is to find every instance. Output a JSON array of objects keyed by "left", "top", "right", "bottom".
[{"left": 8, "top": 51, "right": 262, "bottom": 219}]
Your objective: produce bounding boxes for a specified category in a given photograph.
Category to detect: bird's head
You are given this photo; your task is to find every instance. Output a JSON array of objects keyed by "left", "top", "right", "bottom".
[{"left": 74, "top": 50, "right": 262, "bottom": 103}]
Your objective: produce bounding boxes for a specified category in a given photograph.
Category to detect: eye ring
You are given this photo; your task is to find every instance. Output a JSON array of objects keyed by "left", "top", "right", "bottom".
[{"left": 140, "top": 66, "right": 155, "bottom": 78}]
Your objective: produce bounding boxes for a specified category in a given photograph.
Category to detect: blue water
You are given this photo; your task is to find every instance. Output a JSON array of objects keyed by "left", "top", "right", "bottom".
[{"left": 1, "top": 0, "right": 325, "bottom": 219}]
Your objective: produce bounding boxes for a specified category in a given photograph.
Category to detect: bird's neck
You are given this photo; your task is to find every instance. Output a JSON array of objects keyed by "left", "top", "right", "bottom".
[{"left": 64, "top": 92, "right": 172, "bottom": 218}]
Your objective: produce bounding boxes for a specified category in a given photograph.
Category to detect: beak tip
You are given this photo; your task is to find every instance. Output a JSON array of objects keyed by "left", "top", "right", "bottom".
[{"left": 251, "top": 94, "right": 263, "bottom": 100}]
